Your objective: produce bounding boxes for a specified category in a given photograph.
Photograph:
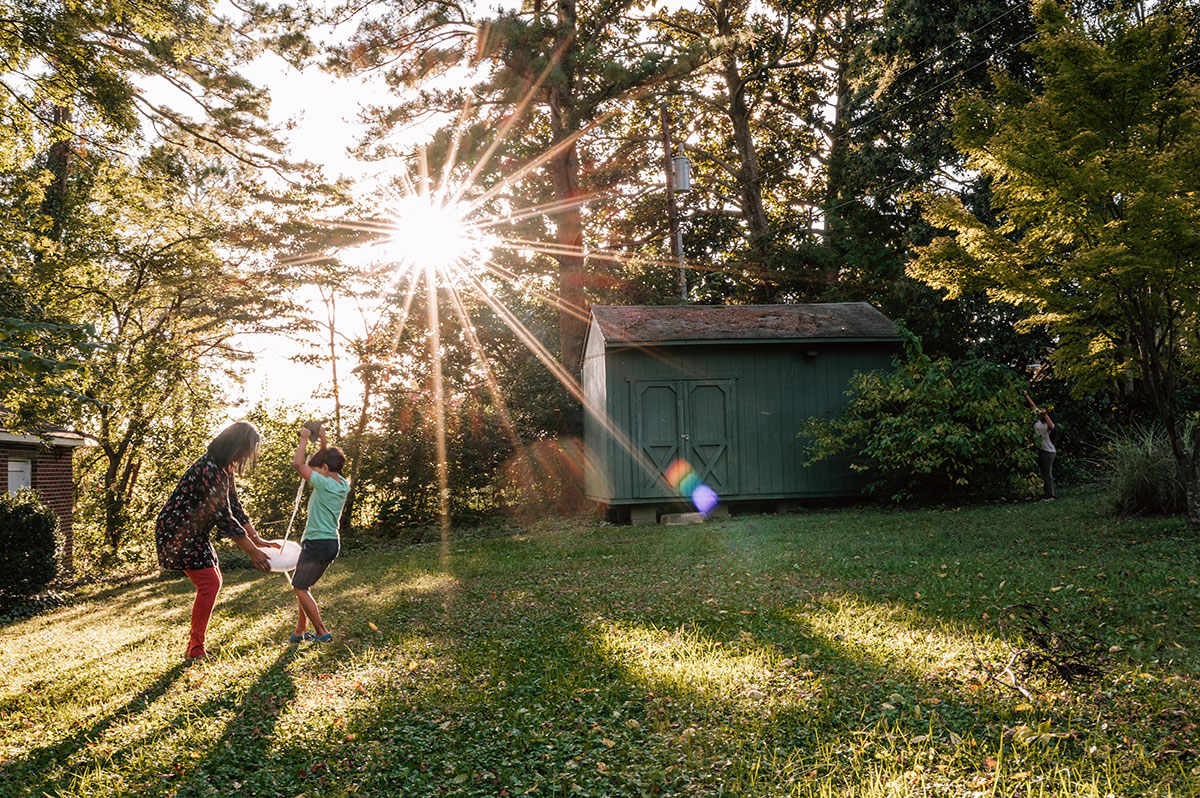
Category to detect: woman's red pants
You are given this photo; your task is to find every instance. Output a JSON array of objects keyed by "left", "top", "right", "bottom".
[{"left": 183, "top": 567, "right": 222, "bottom": 658}]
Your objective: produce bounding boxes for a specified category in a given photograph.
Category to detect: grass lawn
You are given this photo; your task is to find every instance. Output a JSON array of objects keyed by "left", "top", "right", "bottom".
[{"left": 1, "top": 491, "right": 1198, "bottom": 797}]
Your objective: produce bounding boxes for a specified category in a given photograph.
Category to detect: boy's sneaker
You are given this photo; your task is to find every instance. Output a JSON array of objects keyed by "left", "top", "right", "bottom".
[
  {"left": 313, "top": 632, "right": 333, "bottom": 643},
  {"left": 287, "top": 633, "right": 305, "bottom": 644}
]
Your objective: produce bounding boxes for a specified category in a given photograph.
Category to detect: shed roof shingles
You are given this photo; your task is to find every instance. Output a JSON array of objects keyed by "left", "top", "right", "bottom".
[{"left": 591, "top": 302, "right": 897, "bottom": 344}]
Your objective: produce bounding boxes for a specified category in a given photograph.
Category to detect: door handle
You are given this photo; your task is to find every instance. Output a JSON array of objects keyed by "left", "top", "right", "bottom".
[{"left": 680, "top": 434, "right": 689, "bottom": 440}]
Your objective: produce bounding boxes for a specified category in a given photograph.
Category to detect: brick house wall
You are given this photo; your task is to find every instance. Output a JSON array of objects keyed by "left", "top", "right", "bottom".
[{"left": 2, "top": 433, "right": 84, "bottom": 575}]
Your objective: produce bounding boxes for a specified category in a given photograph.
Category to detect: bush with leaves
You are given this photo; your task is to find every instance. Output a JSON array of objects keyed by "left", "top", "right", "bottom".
[
  {"left": 805, "top": 332, "right": 1039, "bottom": 502},
  {"left": 237, "top": 402, "right": 311, "bottom": 538},
  {"left": 0, "top": 490, "right": 59, "bottom": 600}
]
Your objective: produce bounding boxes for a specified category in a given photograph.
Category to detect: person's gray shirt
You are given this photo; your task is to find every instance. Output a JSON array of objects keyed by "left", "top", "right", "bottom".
[{"left": 1034, "top": 419, "right": 1055, "bottom": 453}]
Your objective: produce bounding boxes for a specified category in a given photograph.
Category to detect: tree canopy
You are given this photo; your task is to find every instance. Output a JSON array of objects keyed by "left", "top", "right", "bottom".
[{"left": 910, "top": 0, "right": 1200, "bottom": 528}]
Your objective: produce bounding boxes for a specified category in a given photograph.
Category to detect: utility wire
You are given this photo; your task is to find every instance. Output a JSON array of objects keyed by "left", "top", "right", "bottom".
[
  {"left": 881, "top": 0, "right": 1029, "bottom": 91},
  {"left": 852, "top": 30, "right": 1038, "bottom": 133},
  {"left": 1166, "top": 56, "right": 1200, "bottom": 76},
  {"left": 758, "top": 28, "right": 1038, "bottom": 183}
]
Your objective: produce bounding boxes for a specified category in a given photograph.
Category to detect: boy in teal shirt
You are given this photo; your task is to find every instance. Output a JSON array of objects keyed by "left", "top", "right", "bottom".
[{"left": 289, "top": 423, "right": 350, "bottom": 643}]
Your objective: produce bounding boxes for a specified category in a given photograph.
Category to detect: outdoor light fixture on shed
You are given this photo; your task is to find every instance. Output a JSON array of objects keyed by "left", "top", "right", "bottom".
[{"left": 672, "top": 154, "right": 692, "bottom": 193}]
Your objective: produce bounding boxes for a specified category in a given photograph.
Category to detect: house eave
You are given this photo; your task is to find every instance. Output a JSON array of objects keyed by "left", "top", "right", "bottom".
[
  {"left": 0, "top": 431, "right": 88, "bottom": 448},
  {"left": 603, "top": 336, "right": 903, "bottom": 349}
]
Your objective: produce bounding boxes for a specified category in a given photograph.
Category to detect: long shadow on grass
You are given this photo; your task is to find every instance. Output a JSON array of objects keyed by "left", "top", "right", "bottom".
[
  {"left": 36, "top": 506, "right": 1184, "bottom": 796},
  {"left": 166, "top": 647, "right": 300, "bottom": 798},
  {"left": 0, "top": 662, "right": 188, "bottom": 794},
  {"left": 238, "top": 546, "right": 1029, "bottom": 795}
]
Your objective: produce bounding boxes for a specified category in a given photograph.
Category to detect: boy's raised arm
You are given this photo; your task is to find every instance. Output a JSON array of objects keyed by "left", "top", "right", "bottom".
[{"left": 293, "top": 427, "right": 314, "bottom": 480}]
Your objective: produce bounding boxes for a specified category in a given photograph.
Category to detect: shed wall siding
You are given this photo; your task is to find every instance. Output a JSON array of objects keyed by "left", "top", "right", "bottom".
[
  {"left": 582, "top": 319, "right": 612, "bottom": 500},
  {"left": 598, "top": 342, "right": 893, "bottom": 502}
]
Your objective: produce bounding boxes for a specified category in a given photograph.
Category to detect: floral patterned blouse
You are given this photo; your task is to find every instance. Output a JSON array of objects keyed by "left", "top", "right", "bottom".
[{"left": 155, "top": 454, "right": 250, "bottom": 571}]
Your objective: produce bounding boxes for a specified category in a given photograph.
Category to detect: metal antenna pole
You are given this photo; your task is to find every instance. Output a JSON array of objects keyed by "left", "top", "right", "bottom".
[{"left": 659, "top": 106, "right": 686, "bottom": 300}]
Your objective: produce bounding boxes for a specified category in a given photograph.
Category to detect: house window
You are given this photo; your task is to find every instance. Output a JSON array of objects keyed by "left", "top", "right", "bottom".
[{"left": 7, "top": 458, "right": 31, "bottom": 493}]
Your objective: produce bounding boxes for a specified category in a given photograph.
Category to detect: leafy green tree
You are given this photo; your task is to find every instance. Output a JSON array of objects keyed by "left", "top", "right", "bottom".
[
  {"left": 0, "top": 0, "right": 319, "bottom": 557},
  {"left": 0, "top": 279, "right": 99, "bottom": 423},
  {"left": 238, "top": 402, "right": 309, "bottom": 538},
  {"left": 813, "top": 0, "right": 1043, "bottom": 351},
  {"left": 910, "top": 1, "right": 1200, "bottom": 528},
  {"left": 62, "top": 148, "right": 297, "bottom": 551}
]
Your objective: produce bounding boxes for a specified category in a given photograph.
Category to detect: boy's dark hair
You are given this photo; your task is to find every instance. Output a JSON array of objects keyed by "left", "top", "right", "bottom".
[
  {"left": 207, "top": 421, "right": 261, "bottom": 472},
  {"left": 309, "top": 446, "right": 346, "bottom": 474}
]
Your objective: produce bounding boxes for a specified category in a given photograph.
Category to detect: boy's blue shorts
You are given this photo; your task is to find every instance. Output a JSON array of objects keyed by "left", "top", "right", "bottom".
[{"left": 291, "top": 538, "right": 339, "bottom": 590}]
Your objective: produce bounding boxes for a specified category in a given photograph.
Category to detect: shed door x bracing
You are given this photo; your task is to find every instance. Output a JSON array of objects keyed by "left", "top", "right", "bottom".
[{"left": 633, "top": 379, "right": 735, "bottom": 498}]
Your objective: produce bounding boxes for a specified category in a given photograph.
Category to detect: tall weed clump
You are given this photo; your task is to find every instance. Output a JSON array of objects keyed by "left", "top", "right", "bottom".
[
  {"left": 1106, "top": 422, "right": 1190, "bottom": 516},
  {"left": 805, "top": 330, "right": 1039, "bottom": 502}
]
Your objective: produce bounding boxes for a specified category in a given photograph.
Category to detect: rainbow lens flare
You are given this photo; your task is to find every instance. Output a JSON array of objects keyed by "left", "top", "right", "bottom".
[{"left": 663, "top": 458, "right": 720, "bottom": 516}]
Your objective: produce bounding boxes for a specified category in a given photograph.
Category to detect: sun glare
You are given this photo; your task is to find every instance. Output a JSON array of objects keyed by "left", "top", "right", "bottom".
[{"left": 381, "top": 195, "right": 495, "bottom": 282}]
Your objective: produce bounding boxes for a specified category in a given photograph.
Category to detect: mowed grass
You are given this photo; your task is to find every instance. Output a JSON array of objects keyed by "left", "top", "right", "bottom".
[{"left": 1, "top": 491, "right": 1198, "bottom": 797}]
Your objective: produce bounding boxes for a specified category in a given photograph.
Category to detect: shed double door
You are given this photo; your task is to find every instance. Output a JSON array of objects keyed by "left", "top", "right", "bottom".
[{"left": 633, "top": 379, "right": 735, "bottom": 498}]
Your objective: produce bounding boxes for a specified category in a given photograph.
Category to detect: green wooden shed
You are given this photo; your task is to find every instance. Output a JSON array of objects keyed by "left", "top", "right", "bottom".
[{"left": 582, "top": 302, "right": 901, "bottom": 519}]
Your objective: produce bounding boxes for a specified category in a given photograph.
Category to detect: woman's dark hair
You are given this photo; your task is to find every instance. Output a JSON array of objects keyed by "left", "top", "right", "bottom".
[
  {"left": 207, "top": 421, "right": 262, "bottom": 471},
  {"left": 309, "top": 446, "right": 346, "bottom": 474}
]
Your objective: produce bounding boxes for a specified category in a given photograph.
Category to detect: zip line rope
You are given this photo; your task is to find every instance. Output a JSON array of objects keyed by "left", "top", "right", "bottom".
[{"left": 279, "top": 474, "right": 306, "bottom": 587}]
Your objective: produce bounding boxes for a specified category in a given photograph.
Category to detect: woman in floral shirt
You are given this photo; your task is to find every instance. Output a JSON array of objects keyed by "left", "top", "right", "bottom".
[{"left": 156, "top": 421, "right": 277, "bottom": 661}]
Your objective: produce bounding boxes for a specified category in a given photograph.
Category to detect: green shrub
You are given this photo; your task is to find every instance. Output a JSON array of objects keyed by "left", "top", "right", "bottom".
[
  {"left": 0, "top": 490, "right": 59, "bottom": 599},
  {"left": 805, "top": 331, "right": 1039, "bottom": 502},
  {"left": 1105, "top": 422, "right": 1190, "bottom": 516}
]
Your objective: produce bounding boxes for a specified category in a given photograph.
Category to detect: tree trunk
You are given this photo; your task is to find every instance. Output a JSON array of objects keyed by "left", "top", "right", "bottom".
[
  {"left": 1185, "top": 461, "right": 1200, "bottom": 534},
  {"left": 102, "top": 417, "right": 144, "bottom": 551},
  {"left": 715, "top": 3, "right": 769, "bottom": 244},
  {"left": 1135, "top": 314, "right": 1198, "bottom": 533},
  {"left": 341, "top": 368, "right": 373, "bottom": 535},
  {"left": 324, "top": 290, "right": 343, "bottom": 440},
  {"left": 824, "top": 8, "right": 853, "bottom": 222},
  {"left": 42, "top": 104, "right": 72, "bottom": 242},
  {"left": 549, "top": 142, "right": 586, "bottom": 376},
  {"left": 548, "top": 0, "right": 586, "bottom": 377},
  {"left": 816, "top": 6, "right": 856, "bottom": 300}
]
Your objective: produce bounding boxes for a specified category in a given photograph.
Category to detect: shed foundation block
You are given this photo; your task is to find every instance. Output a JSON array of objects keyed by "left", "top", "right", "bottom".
[
  {"left": 662, "top": 512, "right": 705, "bottom": 525},
  {"left": 630, "top": 506, "right": 659, "bottom": 526}
]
